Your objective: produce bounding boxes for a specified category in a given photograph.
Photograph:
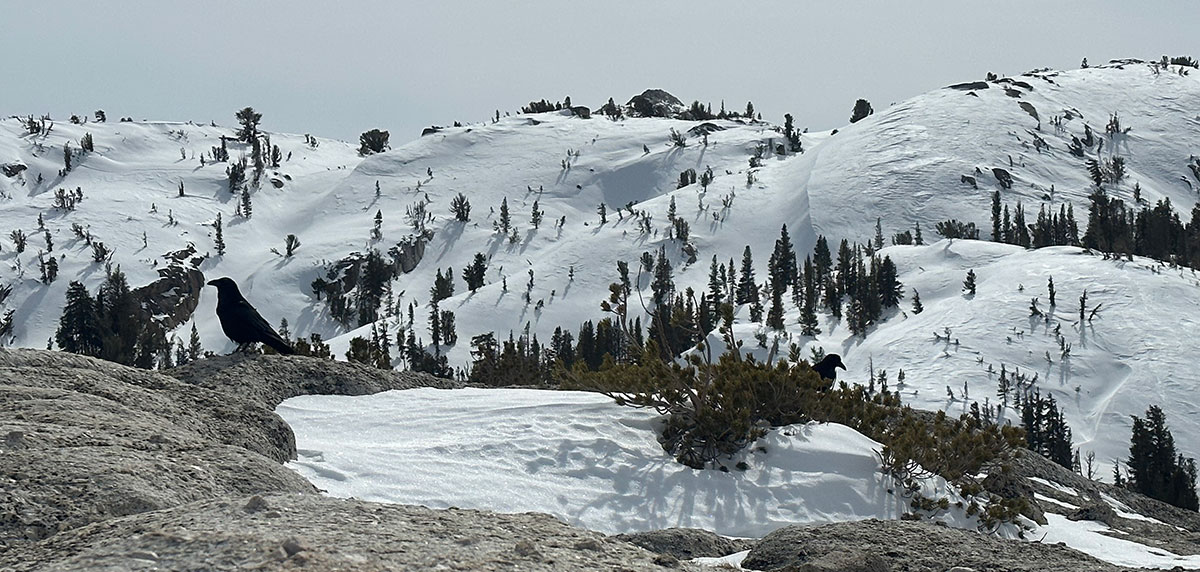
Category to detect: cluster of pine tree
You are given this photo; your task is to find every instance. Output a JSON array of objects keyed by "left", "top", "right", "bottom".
[
  {"left": 1017, "top": 389, "right": 1073, "bottom": 469},
  {"left": 1081, "top": 190, "right": 1200, "bottom": 267},
  {"left": 55, "top": 267, "right": 171, "bottom": 369},
  {"left": 1124, "top": 405, "right": 1199, "bottom": 511},
  {"left": 520, "top": 97, "right": 572, "bottom": 114},
  {"left": 987, "top": 186, "right": 1200, "bottom": 270}
]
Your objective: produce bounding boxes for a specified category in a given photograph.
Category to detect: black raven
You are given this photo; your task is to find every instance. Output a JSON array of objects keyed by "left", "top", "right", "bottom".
[
  {"left": 207, "top": 277, "right": 294, "bottom": 354},
  {"left": 812, "top": 353, "right": 846, "bottom": 381}
]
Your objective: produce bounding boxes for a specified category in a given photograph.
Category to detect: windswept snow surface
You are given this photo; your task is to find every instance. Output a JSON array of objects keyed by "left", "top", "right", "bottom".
[{"left": 278, "top": 387, "right": 969, "bottom": 539}]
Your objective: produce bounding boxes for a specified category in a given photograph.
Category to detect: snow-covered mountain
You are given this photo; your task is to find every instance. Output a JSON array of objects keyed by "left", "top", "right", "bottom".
[{"left": 3, "top": 59, "right": 1200, "bottom": 479}]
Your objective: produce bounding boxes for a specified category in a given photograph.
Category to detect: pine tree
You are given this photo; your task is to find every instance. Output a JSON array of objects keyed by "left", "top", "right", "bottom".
[
  {"left": 706, "top": 255, "right": 724, "bottom": 316},
  {"left": 812, "top": 235, "right": 832, "bottom": 292},
  {"left": 498, "top": 197, "right": 511, "bottom": 233},
  {"left": 736, "top": 246, "right": 757, "bottom": 305},
  {"left": 464, "top": 253, "right": 488, "bottom": 292},
  {"left": 55, "top": 281, "right": 103, "bottom": 356},
  {"left": 531, "top": 200, "right": 543, "bottom": 229},
  {"left": 188, "top": 323, "right": 202, "bottom": 361},
  {"left": 766, "top": 283, "right": 785, "bottom": 330},
  {"left": 214, "top": 213, "right": 225, "bottom": 256},
  {"left": 235, "top": 107, "right": 262, "bottom": 143},
  {"left": 769, "top": 224, "right": 797, "bottom": 296},
  {"left": 849, "top": 99, "right": 873, "bottom": 123},
  {"left": 911, "top": 289, "right": 923, "bottom": 314},
  {"left": 240, "top": 188, "right": 252, "bottom": 218},
  {"left": 1014, "top": 202, "right": 1030, "bottom": 248},
  {"left": 451, "top": 193, "right": 471, "bottom": 222},
  {"left": 991, "top": 190, "right": 1002, "bottom": 242},
  {"left": 97, "top": 267, "right": 139, "bottom": 366},
  {"left": 877, "top": 255, "right": 903, "bottom": 308},
  {"left": 799, "top": 256, "right": 820, "bottom": 336},
  {"left": 1128, "top": 406, "right": 1199, "bottom": 510},
  {"left": 963, "top": 269, "right": 977, "bottom": 295},
  {"left": 650, "top": 246, "right": 674, "bottom": 311},
  {"left": 873, "top": 217, "right": 884, "bottom": 250},
  {"left": 914, "top": 222, "right": 924, "bottom": 245}
]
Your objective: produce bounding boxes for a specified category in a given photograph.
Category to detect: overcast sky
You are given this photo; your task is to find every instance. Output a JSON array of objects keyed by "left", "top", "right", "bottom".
[{"left": 3, "top": 2, "right": 1197, "bottom": 146}]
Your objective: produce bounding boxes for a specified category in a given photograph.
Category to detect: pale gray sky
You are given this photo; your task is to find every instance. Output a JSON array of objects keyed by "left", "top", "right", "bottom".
[{"left": 3, "top": 1, "right": 1197, "bottom": 146}]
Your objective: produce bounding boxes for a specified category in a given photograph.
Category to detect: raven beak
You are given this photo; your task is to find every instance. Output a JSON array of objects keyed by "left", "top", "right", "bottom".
[{"left": 838, "top": 362, "right": 846, "bottom": 370}]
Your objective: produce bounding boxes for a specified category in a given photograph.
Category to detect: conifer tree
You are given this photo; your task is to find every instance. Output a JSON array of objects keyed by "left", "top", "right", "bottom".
[
  {"left": 707, "top": 255, "right": 724, "bottom": 316},
  {"left": 214, "top": 213, "right": 225, "bottom": 256},
  {"left": 877, "top": 255, "right": 903, "bottom": 308},
  {"left": 464, "top": 253, "right": 488, "bottom": 292},
  {"left": 650, "top": 246, "right": 674, "bottom": 311},
  {"left": 992, "top": 191, "right": 1002, "bottom": 242},
  {"left": 1128, "top": 405, "right": 1199, "bottom": 510},
  {"left": 911, "top": 289, "right": 923, "bottom": 314},
  {"left": 451, "top": 193, "right": 471, "bottom": 222},
  {"left": 235, "top": 107, "right": 262, "bottom": 143},
  {"left": 736, "top": 246, "right": 757, "bottom": 305},
  {"left": 188, "top": 323, "right": 202, "bottom": 361},
  {"left": 531, "top": 200, "right": 543, "bottom": 229},
  {"left": 55, "top": 281, "right": 103, "bottom": 356},
  {"left": 497, "top": 197, "right": 511, "bottom": 233},
  {"left": 769, "top": 224, "right": 797, "bottom": 296},
  {"left": 1014, "top": 202, "right": 1030, "bottom": 248},
  {"left": 849, "top": 99, "right": 873, "bottom": 123},
  {"left": 812, "top": 235, "right": 832, "bottom": 292},
  {"left": 799, "top": 256, "right": 820, "bottom": 336},
  {"left": 963, "top": 269, "right": 977, "bottom": 295}
]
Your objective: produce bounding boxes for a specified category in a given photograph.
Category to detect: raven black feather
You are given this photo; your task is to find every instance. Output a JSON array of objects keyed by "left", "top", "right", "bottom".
[
  {"left": 207, "top": 277, "right": 294, "bottom": 355},
  {"left": 812, "top": 353, "right": 846, "bottom": 381}
]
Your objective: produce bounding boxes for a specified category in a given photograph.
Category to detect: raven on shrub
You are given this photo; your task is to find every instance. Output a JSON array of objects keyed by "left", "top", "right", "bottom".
[
  {"left": 207, "top": 277, "right": 294, "bottom": 354},
  {"left": 812, "top": 353, "right": 846, "bottom": 381}
]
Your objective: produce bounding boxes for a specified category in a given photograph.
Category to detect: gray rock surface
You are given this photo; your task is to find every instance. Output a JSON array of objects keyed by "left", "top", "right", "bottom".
[
  {"left": 10, "top": 494, "right": 687, "bottom": 572},
  {"left": 741, "top": 519, "right": 1123, "bottom": 572},
  {"left": 615, "top": 527, "right": 752, "bottom": 560}
]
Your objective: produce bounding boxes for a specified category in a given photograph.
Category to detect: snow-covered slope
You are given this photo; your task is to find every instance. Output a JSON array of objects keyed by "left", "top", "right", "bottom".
[
  {"left": 797, "top": 61, "right": 1200, "bottom": 246},
  {"left": 3, "top": 62, "right": 1200, "bottom": 479}
]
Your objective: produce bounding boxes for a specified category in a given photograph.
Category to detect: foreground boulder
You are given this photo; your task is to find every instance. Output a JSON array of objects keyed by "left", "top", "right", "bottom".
[
  {"left": 10, "top": 494, "right": 686, "bottom": 571},
  {"left": 741, "top": 519, "right": 1120, "bottom": 572}
]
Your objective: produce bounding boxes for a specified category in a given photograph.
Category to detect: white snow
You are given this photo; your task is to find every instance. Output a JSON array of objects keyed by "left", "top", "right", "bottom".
[
  {"left": 1035, "top": 513, "right": 1200, "bottom": 569},
  {"left": 1027, "top": 477, "right": 1080, "bottom": 497},
  {"left": 278, "top": 387, "right": 972, "bottom": 538}
]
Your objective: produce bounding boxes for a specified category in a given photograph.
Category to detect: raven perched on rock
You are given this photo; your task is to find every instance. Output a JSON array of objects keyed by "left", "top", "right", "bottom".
[
  {"left": 207, "top": 277, "right": 294, "bottom": 354},
  {"left": 812, "top": 353, "right": 846, "bottom": 381}
]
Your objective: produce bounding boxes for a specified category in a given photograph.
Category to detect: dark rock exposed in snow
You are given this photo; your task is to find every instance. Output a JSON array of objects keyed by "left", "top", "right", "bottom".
[
  {"left": 614, "top": 527, "right": 751, "bottom": 560},
  {"left": 741, "top": 519, "right": 1121, "bottom": 572},
  {"left": 627, "top": 89, "right": 684, "bottom": 118}
]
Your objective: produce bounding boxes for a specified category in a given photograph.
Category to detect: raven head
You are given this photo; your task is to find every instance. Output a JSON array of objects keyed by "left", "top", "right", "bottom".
[{"left": 206, "top": 277, "right": 242, "bottom": 297}]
